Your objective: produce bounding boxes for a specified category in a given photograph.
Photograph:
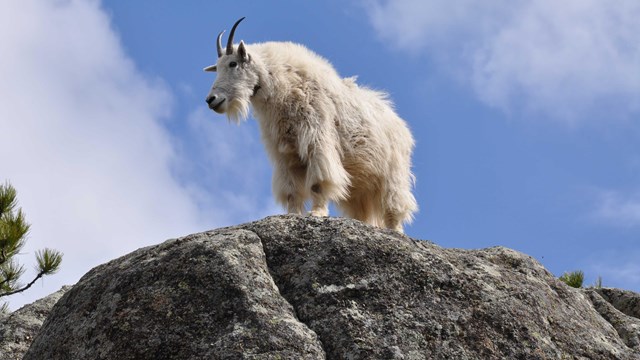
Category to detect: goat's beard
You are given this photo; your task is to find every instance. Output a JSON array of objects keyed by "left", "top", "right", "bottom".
[{"left": 225, "top": 89, "right": 252, "bottom": 124}]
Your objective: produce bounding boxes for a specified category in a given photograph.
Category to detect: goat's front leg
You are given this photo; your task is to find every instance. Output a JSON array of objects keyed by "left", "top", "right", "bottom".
[
  {"left": 286, "top": 194, "right": 305, "bottom": 214},
  {"left": 272, "top": 161, "right": 306, "bottom": 214}
]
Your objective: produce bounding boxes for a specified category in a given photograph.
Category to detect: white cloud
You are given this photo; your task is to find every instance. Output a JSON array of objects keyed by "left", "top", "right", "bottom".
[
  {"left": 0, "top": 0, "right": 285, "bottom": 311},
  {"left": 365, "top": 0, "right": 640, "bottom": 121},
  {"left": 593, "top": 190, "right": 640, "bottom": 228},
  {"left": 0, "top": 0, "right": 206, "bottom": 310}
]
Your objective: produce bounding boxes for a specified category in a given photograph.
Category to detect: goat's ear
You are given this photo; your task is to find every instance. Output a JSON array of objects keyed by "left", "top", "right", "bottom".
[
  {"left": 203, "top": 64, "right": 217, "bottom": 72},
  {"left": 238, "top": 41, "right": 250, "bottom": 63}
]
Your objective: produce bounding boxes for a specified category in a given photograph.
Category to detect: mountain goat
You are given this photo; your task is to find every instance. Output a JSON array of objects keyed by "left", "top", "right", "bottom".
[{"left": 204, "top": 18, "right": 417, "bottom": 233}]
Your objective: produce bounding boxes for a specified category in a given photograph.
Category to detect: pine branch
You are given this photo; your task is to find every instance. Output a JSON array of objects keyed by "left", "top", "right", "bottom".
[
  {"left": 0, "top": 250, "right": 61, "bottom": 298},
  {"left": 0, "top": 271, "right": 45, "bottom": 298}
]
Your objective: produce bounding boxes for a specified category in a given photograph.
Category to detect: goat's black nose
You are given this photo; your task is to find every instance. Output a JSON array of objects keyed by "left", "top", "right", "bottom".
[{"left": 205, "top": 95, "right": 216, "bottom": 105}]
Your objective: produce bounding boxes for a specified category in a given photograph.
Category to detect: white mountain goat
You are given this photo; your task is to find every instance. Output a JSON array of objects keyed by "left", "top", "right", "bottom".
[{"left": 204, "top": 18, "right": 417, "bottom": 232}]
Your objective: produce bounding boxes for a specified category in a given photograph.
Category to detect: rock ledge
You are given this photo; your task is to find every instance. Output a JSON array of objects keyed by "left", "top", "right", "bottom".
[{"left": 18, "top": 215, "right": 640, "bottom": 359}]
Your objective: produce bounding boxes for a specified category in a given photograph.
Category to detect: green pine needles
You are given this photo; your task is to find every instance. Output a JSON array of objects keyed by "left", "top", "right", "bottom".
[{"left": 0, "top": 181, "right": 63, "bottom": 312}]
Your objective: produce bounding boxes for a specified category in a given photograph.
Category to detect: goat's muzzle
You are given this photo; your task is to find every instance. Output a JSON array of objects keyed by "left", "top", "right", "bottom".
[{"left": 205, "top": 94, "right": 226, "bottom": 113}]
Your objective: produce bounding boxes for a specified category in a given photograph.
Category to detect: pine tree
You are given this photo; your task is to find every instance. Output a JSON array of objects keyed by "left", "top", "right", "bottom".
[{"left": 0, "top": 182, "right": 62, "bottom": 312}]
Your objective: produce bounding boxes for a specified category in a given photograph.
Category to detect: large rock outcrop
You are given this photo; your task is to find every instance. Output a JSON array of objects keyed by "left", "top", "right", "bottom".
[{"left": 23, "top": 215, "right": 640, "bottom": 359}]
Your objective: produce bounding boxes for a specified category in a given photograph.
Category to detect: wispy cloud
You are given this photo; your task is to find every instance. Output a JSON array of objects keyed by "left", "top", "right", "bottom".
[
  {"left": 365, "top": 0, "right": 512, "bottom": 53},
  {"left": 592, "top": 190, "right": 640, "bottom": 228},
  {"left": 587, "top": 250, "right": 640, "bottom": 289},
  {"left": 178, "top": 108, "right": 281, "bottom": 226},
  {"left": 364, "top": 0, "right": 640, "bottom": 121}
]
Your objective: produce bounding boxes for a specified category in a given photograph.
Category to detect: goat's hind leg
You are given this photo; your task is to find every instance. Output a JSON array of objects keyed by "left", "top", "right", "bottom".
[
  {"left": 338, "top": 191, "right": 380, "bottom": 227},
  {"left": 383, "top": 210, "right": 405, "bottom": 233},
  {"left": 382, "top": 186, "right": 417, "bottom": 234}
]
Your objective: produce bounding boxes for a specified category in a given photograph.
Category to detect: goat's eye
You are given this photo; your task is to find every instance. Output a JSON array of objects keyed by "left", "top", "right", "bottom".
[{"left": 229, "top": 61, "right": 238, "bottom": 68}]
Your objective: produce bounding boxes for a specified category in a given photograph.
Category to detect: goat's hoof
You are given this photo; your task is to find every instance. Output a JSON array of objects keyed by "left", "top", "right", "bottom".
[{"left": 308, "top": 210, "right": 328, "bottom": 217}]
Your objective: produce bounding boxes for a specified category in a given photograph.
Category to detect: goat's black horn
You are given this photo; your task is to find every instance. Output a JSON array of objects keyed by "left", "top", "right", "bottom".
[
  {"left": 216, "top": 30, "right": 225, "bottom": 58},
  {"left": 226, "top": 17, "right": 245, "bottom": 55}
]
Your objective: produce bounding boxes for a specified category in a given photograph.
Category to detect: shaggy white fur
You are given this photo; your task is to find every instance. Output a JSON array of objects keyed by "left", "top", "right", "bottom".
[{"left": 205, "top": 19, "right": 417, "bottom": 232}]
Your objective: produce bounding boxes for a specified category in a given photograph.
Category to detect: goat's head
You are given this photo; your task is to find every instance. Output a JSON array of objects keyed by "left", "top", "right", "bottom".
[{"left": 204, "top": 17, "right": 257, "bottom": 122}]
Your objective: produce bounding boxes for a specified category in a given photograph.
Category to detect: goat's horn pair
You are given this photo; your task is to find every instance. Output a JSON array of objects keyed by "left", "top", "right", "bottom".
[{"left": 217, "top": 17, "right": 245, "bottom": 58}]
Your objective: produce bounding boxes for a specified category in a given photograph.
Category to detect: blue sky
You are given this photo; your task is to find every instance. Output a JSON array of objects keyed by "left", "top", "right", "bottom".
[{"left": 1, "top": 0, "right": 639, "bottom": 310}]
